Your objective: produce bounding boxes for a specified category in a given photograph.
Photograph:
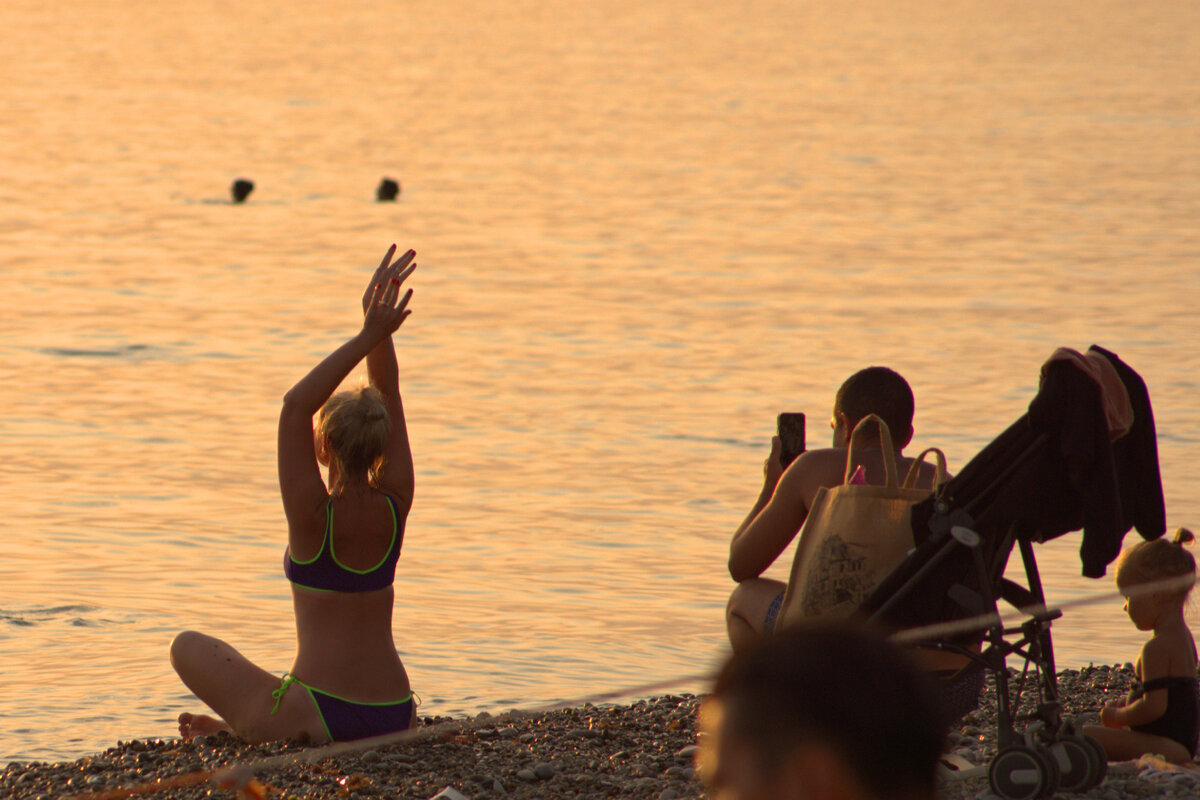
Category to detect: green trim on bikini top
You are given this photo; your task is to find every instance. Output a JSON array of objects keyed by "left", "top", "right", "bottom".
[
  {"left": 283, "top": 494, "right": 403, "bottom": 592},
  {"left": 328, "top": 498, "right": 398, "bottom": 574},
  {"left": 287, "top": 498, "right": 399, "bottom": 572}
]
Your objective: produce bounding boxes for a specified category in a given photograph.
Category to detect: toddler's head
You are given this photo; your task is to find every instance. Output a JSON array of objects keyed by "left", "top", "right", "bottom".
[{"left": 1115, "top": 528, "right": 1196, "bottom": 607}]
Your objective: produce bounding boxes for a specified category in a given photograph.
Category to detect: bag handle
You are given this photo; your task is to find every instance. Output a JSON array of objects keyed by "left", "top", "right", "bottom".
[
  {"left": 902, "top": 447, "right": 948, "bottom": 489},
  {"left": 844, "top": 413, "right": 899, "bottom": 487}
]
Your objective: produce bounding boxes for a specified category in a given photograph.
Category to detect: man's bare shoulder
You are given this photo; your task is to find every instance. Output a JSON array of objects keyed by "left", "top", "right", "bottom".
[
  {"left": 786, "top": 448, "right": 851, "bottom": 492},
  {"left": 789, "top": 448, "right": 951, "bottom": 492}
]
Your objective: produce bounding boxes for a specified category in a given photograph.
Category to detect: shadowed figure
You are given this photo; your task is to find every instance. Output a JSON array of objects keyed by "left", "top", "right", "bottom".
[
  {"left": 697, "top": 623, "right": 945, "bottom": 800},
  {"left": 726, "top": 367, "right": 943, "bottom": 652}
]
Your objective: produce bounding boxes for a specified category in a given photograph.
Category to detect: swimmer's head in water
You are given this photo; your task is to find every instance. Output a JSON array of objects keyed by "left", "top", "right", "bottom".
[{"left": 318, "top": 387, "right": 391, "bottom": 485}]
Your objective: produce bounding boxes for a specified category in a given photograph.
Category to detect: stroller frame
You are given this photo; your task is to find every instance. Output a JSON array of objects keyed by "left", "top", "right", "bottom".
[
  {"left": 859, "top": 347, "right": 1164, "bottom": 800},
  {"left": 868, "top": 501, "right": 1106, "bottom": 800}
]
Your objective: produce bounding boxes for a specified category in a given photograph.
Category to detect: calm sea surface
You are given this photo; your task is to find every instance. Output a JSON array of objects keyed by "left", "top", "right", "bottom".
[{"left": 2, "top": 0, "right": 1199, "bottom": 763}]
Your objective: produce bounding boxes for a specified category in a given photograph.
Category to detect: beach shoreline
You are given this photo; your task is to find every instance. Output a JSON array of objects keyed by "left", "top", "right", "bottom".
[{"left": 4, "top": 666, "right": 1199, "bottom": 800}]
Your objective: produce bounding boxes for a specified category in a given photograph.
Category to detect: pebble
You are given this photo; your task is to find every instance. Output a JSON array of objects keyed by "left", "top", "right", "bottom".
[
  {"left": 939, "top": 664, "right": 1196, "bottom": 800},
  {"left": 2, "top": 669, "right": 1192, "bottom": 800}
]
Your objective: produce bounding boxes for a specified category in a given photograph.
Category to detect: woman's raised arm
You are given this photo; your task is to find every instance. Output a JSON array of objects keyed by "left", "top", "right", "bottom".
[
  {"left": 361, "top": 245, "right": 417, "bottom": 510},
  {"left": 278, "top": 248, "right": 415, "bottom": 531}
]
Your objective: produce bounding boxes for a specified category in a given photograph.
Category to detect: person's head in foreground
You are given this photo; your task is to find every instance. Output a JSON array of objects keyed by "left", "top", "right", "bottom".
[
  {"left": 833, "top": 366, "right": 916, "bottom": 449},
  {"left": 699, "top": 623, "right": 945, "bottom": 800}
]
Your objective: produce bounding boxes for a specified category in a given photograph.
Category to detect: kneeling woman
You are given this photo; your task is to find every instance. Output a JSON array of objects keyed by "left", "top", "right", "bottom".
[{"left": 171, "top": 246, "right": 419, "bottom": 743}]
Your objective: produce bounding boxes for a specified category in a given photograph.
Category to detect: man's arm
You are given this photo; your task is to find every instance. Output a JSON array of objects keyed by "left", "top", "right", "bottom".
[{"left": 728, "top": 442, "right": 815, "bottom": 582}]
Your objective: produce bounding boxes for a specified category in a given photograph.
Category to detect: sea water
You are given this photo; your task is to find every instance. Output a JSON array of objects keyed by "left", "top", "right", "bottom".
[{"left": 2, "top": 0, "right": 1199, "bottom": 762}]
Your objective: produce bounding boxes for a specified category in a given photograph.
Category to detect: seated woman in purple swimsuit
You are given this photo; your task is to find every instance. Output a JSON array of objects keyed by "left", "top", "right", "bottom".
[{"left": 171, "top": 245, "right": 419, "bottom": 743}]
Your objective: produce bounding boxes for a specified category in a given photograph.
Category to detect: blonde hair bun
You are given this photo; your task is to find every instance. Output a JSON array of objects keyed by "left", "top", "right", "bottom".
[
  {"left": 1115, "top": 529, "right": 1197, "bottom": 596},
  {"left": 318, "top": 387, "right": 391, "bottom": 482}
]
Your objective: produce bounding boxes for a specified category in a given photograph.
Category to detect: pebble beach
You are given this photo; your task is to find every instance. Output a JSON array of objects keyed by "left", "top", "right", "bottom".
[{"left": 4, "top": 666, "right": 1199, "bottom": 800}]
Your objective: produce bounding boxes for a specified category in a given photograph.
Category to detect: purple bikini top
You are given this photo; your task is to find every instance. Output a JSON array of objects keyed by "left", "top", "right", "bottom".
[{"left": 284, "top": 494, "right": 404, "bottom": 593}]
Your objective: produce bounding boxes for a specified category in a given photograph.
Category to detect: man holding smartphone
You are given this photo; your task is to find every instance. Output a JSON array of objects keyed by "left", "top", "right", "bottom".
[{"left": 725, "top": 366, "right": 943, "bottom": 652}]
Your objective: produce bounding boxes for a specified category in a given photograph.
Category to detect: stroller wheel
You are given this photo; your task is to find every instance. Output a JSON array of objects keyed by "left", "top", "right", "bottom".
[
  {"left": 988, "top": 745, "right": 1059, "bottom": 800},
  {"left": 1044, "top": 736, "right": 1096, "bottom": 793},
  {"left": 1080, "top": 734, "right": 1108, "bottom": 788}
]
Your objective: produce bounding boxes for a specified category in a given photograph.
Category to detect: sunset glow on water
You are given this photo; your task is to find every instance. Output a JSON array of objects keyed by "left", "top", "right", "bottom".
[{"left": 2, "top": 0, "right": 1199, "bottom": 762}]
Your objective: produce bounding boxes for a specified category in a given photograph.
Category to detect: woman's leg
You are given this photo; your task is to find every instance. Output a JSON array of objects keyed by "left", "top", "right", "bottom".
[
  {"left": 1081, "top": 724, "right": 1191, "bottom": 763},
  {"left": 169, "top": 630, "right": 328, "bottom": 744},
  {"left": 726, "top": 578, "right": 786, "bottom": 653}
]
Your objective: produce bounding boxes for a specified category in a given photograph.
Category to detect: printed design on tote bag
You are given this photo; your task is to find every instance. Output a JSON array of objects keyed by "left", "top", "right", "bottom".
[{"left": 800, "top": 535, "right": 872, "bottom": 616}]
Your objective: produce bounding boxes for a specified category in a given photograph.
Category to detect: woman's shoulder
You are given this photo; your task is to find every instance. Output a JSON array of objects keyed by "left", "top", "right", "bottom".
[
  {"left": 368, "top": 487, "right": 411, "bottom": 524},
  {"left": 286, "top": 493, "right": 332, "bottom": 559},
  {"left": 336, "top": 488, "right": 407, "bottom": 538}
]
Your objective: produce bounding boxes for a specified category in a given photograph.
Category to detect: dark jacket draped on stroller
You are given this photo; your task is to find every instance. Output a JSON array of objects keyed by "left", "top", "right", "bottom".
[{"left": 858, "top": 346, "right": 1166, "bottom": 800}]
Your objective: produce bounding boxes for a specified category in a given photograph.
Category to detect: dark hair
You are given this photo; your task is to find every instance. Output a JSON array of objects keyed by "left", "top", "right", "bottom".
[
  {"left": 711, "top": 623, "right": 944, "bottom": 799},
  {"left": 836, "top": 366, "right": 915, "bottom": 445}
]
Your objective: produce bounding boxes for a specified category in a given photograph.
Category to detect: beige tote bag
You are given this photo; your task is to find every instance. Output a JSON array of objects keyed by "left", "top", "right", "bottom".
[{"left": 777, "top": 414, "right": 947, "bottom": 628}]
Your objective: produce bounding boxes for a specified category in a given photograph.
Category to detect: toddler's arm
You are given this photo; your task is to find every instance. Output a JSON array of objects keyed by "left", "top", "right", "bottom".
[{"left": 1101, "top": 641, "right": 1170, "bottom": 728}]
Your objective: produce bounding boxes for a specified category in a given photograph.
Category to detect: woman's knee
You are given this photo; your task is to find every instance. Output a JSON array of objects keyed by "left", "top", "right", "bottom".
[
  {"left": 169, "top": 630, "right": 226, "bottom": 676},
  {"left": 170, "top": 630, "right": 203, "bottom": 666}
]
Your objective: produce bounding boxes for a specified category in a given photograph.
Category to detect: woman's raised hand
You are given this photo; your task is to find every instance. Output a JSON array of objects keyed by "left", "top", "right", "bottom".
[
  {"left": 361, "top": 244, "right": 416, "bottom": 339},
  {"left": 363, "top": 245, "right": 417, "bottom": 313}
]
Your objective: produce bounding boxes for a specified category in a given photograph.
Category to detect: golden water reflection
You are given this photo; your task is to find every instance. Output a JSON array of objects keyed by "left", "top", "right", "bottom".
[{"left": 2, "top": 0, "right": 1199, "bottom": 762}]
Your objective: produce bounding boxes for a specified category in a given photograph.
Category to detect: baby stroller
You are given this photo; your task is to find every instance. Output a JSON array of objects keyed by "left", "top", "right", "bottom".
[{"left": 859, "top": 345, "right": 1166, "bottom": 800}]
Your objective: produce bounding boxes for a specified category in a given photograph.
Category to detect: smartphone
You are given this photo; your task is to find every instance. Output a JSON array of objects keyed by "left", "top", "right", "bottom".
[{"left": 777, "top": 412, "right": 806, "bottom": 469}]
